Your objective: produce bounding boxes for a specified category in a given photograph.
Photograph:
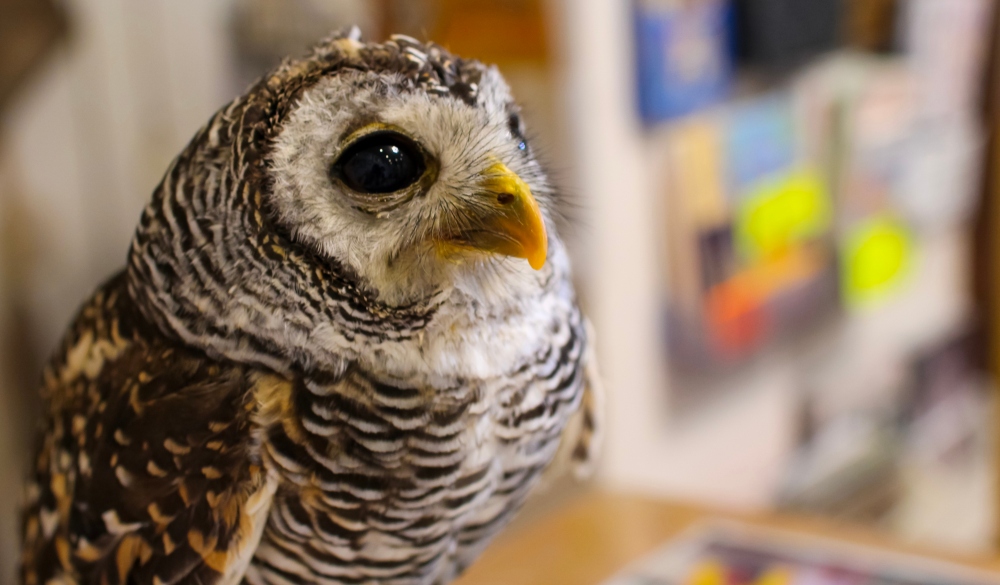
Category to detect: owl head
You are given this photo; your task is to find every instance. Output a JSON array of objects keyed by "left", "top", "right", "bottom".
[
  {"left": 127, "top": 28, "right": 566, "bottom": 367},
  {"left": 264, "top": 28, "right": 556, "bottom": 305}
]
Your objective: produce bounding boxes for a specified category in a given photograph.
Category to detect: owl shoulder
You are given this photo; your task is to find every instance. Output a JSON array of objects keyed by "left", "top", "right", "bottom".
[{"left": 22, "top": 271, "right": 277, "bottom": 585}]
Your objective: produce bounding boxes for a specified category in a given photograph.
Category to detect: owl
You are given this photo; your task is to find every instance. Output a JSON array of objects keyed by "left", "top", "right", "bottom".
[{"left": 20, "top": 28, "right": 601, "bottom": 585}]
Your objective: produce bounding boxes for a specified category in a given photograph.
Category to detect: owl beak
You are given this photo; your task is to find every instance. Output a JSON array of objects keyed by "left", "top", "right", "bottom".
[{"left": 438, "top": 162, "right": 548, "bottom": 270}]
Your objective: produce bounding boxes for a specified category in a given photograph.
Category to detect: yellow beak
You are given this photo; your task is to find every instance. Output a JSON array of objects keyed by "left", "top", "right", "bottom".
[{"left": 437, "top": 162, "right": 548, "bottom": 270}]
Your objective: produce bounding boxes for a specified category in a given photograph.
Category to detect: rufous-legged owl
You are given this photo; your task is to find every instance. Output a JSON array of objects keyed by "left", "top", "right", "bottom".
[{"left": 20, "top": 27, "right": 602, "bottom": 585}]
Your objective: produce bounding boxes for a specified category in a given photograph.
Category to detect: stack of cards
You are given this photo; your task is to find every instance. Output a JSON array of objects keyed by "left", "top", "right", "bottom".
[{"left": 604, "top": 522, "right": 1000, "bottom": 585}]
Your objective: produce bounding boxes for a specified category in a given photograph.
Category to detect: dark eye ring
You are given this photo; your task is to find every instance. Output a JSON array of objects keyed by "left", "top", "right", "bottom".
[
  {"left": 508, "top": 113, "right": 528, "bottom": 152},
  {"left": 331, "top": 131, "right": 426, "bottom": 194}
]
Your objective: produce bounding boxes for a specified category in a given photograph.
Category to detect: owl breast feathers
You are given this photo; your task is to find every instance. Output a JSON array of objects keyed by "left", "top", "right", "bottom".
[{"left": 20, "top": 28, "right": 602, "bottom": 585}]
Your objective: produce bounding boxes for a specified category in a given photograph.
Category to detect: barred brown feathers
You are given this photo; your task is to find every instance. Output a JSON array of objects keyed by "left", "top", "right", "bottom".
[{"left": 21, "top": 27, "right": 600, "bottom": 585}]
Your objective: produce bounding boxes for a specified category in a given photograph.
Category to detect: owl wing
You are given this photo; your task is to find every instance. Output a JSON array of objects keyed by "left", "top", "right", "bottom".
[
  {"left": 21, "top": 276, "right": 276, "bottom": 585},
  {"left": 568, "top": 317, "right": 604, "bottom": 480},
  {"left": 538, "top": 316, "right": 604, "bottom": 485}
]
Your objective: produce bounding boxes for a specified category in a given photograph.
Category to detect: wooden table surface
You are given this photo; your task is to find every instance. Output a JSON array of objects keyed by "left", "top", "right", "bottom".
[{"left": 455, "top": 490, "right": 1000, "bottom": 585}]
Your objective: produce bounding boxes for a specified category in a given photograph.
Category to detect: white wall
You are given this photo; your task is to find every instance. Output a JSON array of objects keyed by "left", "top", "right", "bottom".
[
  {"left": 3, "top": 0, "right": 236, "bottom": 358},
  {"left": 0, "top": 0, "right": 236, "bottom": 577}
]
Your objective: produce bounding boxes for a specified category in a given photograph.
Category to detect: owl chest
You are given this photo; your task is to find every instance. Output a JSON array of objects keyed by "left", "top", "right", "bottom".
[
  {"left": 262, "top": 365, "right": 579, "bottom": 506},
  {"left": 250, "top": 352, "right": 584, "bottom": 582}
]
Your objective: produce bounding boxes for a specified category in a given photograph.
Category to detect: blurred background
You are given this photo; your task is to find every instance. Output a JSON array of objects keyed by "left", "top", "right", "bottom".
[{"left": 2, "top": 0, "right": 1000, "bottom": 580}]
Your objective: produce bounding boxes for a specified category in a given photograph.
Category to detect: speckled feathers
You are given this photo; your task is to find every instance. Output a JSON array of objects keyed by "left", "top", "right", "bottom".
[{"left": 21, "top": 28, "right": 600, "bottom": 585}]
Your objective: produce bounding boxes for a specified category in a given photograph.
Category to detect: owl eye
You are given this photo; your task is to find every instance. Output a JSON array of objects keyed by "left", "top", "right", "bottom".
[
  {"left": 333, "top": 131, "right": 426, "bottom": 194},
  {"left": 508, "top": 113, "right": 527, "bottom": 152}
]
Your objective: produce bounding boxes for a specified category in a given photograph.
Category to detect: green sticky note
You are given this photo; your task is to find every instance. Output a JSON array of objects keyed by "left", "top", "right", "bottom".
[{"left": 842, "top": 217, "right": 912, "bottom": 306}]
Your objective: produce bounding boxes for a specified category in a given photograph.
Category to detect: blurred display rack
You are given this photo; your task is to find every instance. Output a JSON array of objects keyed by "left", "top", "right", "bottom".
[{"left": 581, "top": 0, "right": 1000, "bottom": 548}]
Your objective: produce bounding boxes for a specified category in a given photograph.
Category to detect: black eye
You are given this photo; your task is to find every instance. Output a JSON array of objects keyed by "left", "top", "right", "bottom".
[
  {"left": 508, "top": 113, "right": 527, "bottom": 152},
  {"left": 333, "top": 131, "right": 425, "bottom": 194}
]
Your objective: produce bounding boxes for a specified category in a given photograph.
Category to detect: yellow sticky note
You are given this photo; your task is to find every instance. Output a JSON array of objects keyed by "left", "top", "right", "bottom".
[
  {"left": 737, "top": 168, "right": 831, "bottom": 261},
  {"left": 842, "top": 217, "right": 912, "bottom": 306},
  {"left": 753, "top": 566, "right": 795, "bottom": 585},
  {"left": 685, "top": 558, "right": 728, "bottom": 585}
]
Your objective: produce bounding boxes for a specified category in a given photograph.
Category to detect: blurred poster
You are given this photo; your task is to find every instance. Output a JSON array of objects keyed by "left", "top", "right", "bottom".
[
  {"left": 835, "top": 61, "right": 916, "bottom": 223},
  {"left": 635, "top": 0, "right": 733, "bottom": 123},
  {"left": 658, "top": 50, "right": 983, "bottom": 412},
  {"left": 604, "top": 522, "right": 1000, "bottom": 585},
  {"left": 726, "top": 95, "right": 797, "bottom": 197},
  {"left": 805, "top": 57, "right": 921, "bottom": 306},
  {"left": 662, "top": 93, "right": 837, "bottom": 378},
  {"left": 838, "top": 61, "right": 916, "bottom": 307}
]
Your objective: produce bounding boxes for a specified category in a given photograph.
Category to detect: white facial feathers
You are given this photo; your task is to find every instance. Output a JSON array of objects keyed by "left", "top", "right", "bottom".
[{"left": 268, "top": 69, "right": 555, "bottom": 307}]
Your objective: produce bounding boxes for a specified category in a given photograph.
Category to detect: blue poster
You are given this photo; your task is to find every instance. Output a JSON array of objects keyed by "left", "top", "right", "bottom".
[
  {"left": 726, "top": 94, "right": 796, "bottom": 195},
  {"left": 635, "top": 0, "right": 733, "bottom": 123}
]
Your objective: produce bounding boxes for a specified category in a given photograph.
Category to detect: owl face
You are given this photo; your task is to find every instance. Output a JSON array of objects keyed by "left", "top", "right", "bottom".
[{"left": 268, "top": 56, "right": 553, "bottom": 305}]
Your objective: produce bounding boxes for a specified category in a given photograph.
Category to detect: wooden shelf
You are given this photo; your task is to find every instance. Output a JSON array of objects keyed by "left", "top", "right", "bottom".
[{"left": 456, "top": 491, "right": 1000, "bottom": 585}]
